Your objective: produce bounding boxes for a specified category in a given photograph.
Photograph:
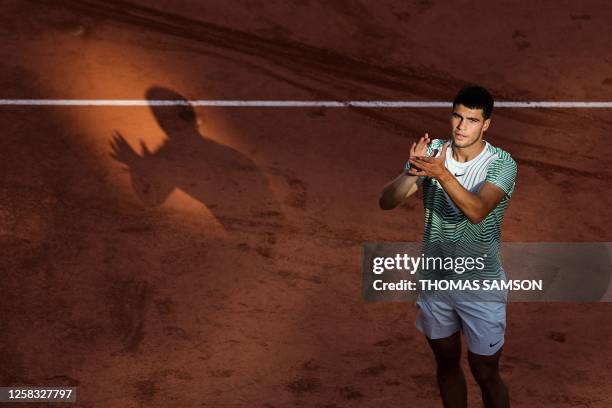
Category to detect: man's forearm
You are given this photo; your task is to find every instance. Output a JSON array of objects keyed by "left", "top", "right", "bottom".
[
  {"left": 437, "top": 169, "right": 485, "bottom": 223},
  {"left": 379, "top": 173, "right": 420, "bottom": 210}
]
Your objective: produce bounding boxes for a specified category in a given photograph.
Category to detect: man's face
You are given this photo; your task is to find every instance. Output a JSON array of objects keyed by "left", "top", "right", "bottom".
[{"left": 451, "top": 104, "right": 491, "bottom": 148}]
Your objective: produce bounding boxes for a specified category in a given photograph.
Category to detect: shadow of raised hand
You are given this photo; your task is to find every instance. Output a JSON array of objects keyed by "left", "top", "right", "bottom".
[
  {"left": 109, "top": 130, "right": 174, "bottom": 206},
  {"left": 110, "top": 131, "right": 151, "bottom": 169}
]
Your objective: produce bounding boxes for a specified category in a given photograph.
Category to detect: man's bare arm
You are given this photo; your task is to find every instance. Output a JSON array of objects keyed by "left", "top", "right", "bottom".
[
  {"left": 379, "top": 133, "right": 431, "bottom": 210},
  {"left": 379, "top": 172, "right": 422, "bottom": 210},
  {"left": 436, "top": 171, "right": 506, "bottom": 223},
  {"left": 408, "top": 144, "right": 506, "bottom": 223}
]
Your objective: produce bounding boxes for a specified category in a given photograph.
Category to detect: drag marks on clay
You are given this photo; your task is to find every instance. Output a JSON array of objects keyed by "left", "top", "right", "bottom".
[
  {"left": 234, "top": 240, "right": 276, "bottom": 260},
  {"left": 163, "top": 326, "right": 189, "bottom": 340},
  {"left": 54, "top": 0, "right": 464, "bottom": 98},
  {"left": 358, "top": 363, "right": 387, "bottom": 377},
  {"left": 415, "top": 0, "right": 436, "bottom": 14},
  {"left": 133, "top": 378, "right": 158, "bottom": 403},
  {"left": 338, "top": 385, "right": 364, "bottom": 400},
  {"left": 277, "top": 269, "right": 323, "bottom": 286},
  {"left": 254, "top": 209, "right": 284, "bottom": 220},
  {"left": 160, "top": 245, "right": 209, "bottom": 276},
  {"left": 570, "top": 14, "right": 591, "bottom": 21},
  {"left": 60, "top": 318, "right": 107, "bottom": 347},
  {"left": 343, "top": 107, "right": 426, "bottom": 137},
  {"left": 301, "top": 216, "right": 364, "bottom": 249},
  {"left": 254, "top": 24, "right": 293, "bottom": 42},
  {"left": 284, "top": 177, "right": 307, "bottom": 209},
  {"left": 130, "top": 367, "right": 195, "bottom": 405},
  {"left": 255, "top": 245, "right": 273, "bottom": 259},
  {"left": 284, "top": 342, "right": 419, "bottom": 403},
  {"left": 208, "top": 368, "right": 234, "bottom": 378},
  {"left": 42, "top": 375, "right": 81, "bottom": 386},
  {"left": 0, "top": 340, "right": 26, "bottom": 385},
  {"left": 513, "top": 156, "right": 612, "bottom": 183},
  {"left": 265, "top": 165, "right": 308, "bottom": 210},
  {"left": 287, "top": 377, "right": 322, "bottom": 395},
  {"left": 373, "top": 332, "right": 414, "bottom": 348},
  {"left": 215, "top": 214, "right": 284, "bottom": 234},
  {"left": 411, "top": 374, "right": 439, "bottom": 399},
  {"left": 512, "top": 30, "right": 531, "bottom": 51},
  {"left": 153, "top": 296, "right": 175, "bottom": 316},
  {"left": 493, "top": 132, "right": 608, "bottom": 163},
  {"left": 107, "top": 278, "right": 150, "bottom": 353},
  {"left": 301, "top": 358, "right": 322, "bottom": 371},
  {"left": 288, "top": 360, "right": 375, "bottom": 403},
  {"left": 504, "top": 355, "right": 544, "bottom": 371},
  {"left": 547, "top": 331, "right": 566, "bottom": 343},
  {"left": 384, "top": 378, "right": 402, "bottom": 386},
  {"left": 117, "top": 220, "right": 156, "bottom": 234}
]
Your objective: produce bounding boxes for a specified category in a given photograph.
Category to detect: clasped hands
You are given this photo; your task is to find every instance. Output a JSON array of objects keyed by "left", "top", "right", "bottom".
[{"left": 407, "top": 133, "right": 451, "bottom": 180}]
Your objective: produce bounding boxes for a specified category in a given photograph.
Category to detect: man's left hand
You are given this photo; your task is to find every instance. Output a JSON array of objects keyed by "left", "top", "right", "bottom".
[{"left": 408, "top": 142, "right": 451, "bottom": 180}]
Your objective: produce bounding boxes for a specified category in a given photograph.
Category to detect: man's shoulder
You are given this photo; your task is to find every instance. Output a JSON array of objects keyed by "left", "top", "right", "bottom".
[
  {"left": 484, "top": 142, "right": 518, "bottom": 196},
  {"left": 486, "top": 142, "right": 516, "bottom": 166}
]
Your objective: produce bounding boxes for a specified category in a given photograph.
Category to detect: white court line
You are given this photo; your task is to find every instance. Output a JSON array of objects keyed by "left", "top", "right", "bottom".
[{"left": 0, "top": 99, "right": 612, "bottom": 108}]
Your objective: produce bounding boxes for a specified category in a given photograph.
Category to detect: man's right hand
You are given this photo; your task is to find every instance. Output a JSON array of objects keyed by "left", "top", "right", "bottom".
[
  {"left": 380, "top": 133, "right": 432, "bottom": 210},
  {"left": 410, "top": 132, "right": 431, "bottom": 161}
]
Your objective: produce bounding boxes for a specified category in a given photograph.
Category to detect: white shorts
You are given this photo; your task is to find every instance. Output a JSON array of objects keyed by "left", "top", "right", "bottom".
[{"left": 415, "top": 289, "right": 507, "bottom": 356}]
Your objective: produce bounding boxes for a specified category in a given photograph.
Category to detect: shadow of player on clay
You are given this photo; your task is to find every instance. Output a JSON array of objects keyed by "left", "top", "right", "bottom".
[{"left": 109, "top": 86, "right": 284, "bottom": 241}]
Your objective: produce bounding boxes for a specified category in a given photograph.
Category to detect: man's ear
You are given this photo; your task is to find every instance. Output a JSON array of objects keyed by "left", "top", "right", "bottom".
[{"left": 482, "top": 118, "right": 491, "bottom": 132}]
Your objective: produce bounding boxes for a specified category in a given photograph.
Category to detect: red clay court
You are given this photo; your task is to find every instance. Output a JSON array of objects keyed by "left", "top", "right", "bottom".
[{"left": 1, "top": 1, "right": 611, "bottom": 407}]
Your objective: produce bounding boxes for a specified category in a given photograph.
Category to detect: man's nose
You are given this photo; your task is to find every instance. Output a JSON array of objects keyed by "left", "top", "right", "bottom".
[{"left": 457, "top": 119, "right": 466, "bottom": 130}]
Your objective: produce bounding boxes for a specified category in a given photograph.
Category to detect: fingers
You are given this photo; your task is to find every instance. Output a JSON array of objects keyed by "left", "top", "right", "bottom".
[
  {"left": 418, "top": 133, "right": 431, "bottom": 154},
  {"left": 111, "top": 130, "right": 124, "bottom": 142},
  {"left": 418, "top": 133, "right": 429, "bottom": 146},
  {"left": 409, "top": 157, "right": 430, "bottom": 169},
  {"left": 440, "top": 142, "right": 450, "bottom": 158},
  {"left": 109, "top": 138, "right": 120, "bottom": 153},
  {"left": 408, "top": 168, "right": 427, "bottom": 177},
  {"left": 411, "top": 158, "right": 430, "bottom": 166},
  {"left": 411, "top": 132, "right": 431, "bottom": 159},
  {"left": 140, "top": 140, "right": 151, "bottom": 156},
  {"left": 110, "top": 131, "right": 126, "bottom": 149},
  {"left": 109, "top": 130, "right": 142, "bottom": 164},
  {"left": 407, "top": 138, "right": 449, "bottom": 178},
  {"left": 410, "top": 132, "right": 435, "bottom": 168}
]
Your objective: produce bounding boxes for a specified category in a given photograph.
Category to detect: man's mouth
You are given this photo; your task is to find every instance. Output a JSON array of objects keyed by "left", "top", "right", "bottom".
[{"left": 455, "top": 133, "right": 467, "bottom": 139}]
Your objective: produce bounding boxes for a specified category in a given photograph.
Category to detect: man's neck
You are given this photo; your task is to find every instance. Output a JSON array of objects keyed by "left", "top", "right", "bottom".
[{"left": 452, "top": 139, "right": 485, "bottom": 163}]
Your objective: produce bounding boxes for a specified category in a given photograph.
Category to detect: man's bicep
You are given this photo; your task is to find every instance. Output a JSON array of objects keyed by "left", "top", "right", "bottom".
[{"left": 478, "top": 182, "right": 507, "bottom": 215}]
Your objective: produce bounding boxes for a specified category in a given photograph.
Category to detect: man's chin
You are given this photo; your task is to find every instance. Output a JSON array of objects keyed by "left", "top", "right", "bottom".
[{"left": 453, "top": 137, "right": 475, "bottom": 147}]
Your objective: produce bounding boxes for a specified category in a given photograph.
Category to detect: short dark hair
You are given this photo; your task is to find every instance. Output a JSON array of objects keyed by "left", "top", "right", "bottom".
[{"left": 453, "top": 85, "right": 494, "bottom": 119}]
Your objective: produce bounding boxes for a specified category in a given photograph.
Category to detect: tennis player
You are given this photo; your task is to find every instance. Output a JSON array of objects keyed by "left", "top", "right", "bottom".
[{"left": 379, "top": 85, "right": 517, "bottom": 408}]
